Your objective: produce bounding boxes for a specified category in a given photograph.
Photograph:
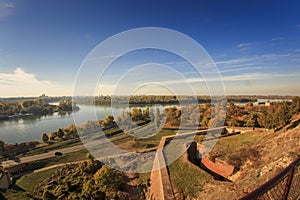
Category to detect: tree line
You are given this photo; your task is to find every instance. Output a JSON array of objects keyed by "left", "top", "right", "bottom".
[{"left": 41, "top": 96, "right": 300, "bottom": 143}]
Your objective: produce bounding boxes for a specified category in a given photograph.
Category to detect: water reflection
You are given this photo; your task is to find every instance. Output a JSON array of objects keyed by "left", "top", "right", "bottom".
[{"left": 0, "top": 104, "right": 175, "bottom": 144}]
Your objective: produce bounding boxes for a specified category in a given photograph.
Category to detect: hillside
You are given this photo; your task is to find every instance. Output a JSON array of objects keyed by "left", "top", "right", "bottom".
[{"left": 197, "top": 114, "right": 300, "bottom": 199}]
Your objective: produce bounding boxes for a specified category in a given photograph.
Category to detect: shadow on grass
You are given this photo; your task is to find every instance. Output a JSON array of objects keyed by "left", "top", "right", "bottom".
[
  {"left": 11, "top": 184, "right": 26, "bottom": 192},
  {"left": 0, "top": 192, "right": 7, "bottom": 200}
]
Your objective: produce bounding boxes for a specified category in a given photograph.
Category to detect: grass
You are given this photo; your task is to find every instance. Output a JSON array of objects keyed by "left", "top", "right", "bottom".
[
  {"left": 209, "top": 130, "right": 269, "bottom": 161},
  {"left": 115, "top": 129, "right": 177, "bottom": 151},
  {"left": 34, "top": 148, "right": 89, "bottom": 168},
  {"left": 0, "top": 149, "right": 87, "bottom": 199},
  {"left": 20, "top": 138, "right": 82, "bottom": 157},
  {"left": 137, "top": 172, "right": 151, "bottom": 185},
  {"left": 168, "top": 155, "right": 212, "bottom": 198},
  {"left": 0, "top": 167, "right": 63, "bottom": 200},
  {"left": 0, "top": 189, "right": 31, "bottom": 200},
  {"left": 17, "top": 167, "right": 63, "bottom": 192}
]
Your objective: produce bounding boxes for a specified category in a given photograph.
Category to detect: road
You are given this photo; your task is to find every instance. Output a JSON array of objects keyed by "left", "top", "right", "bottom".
[{"left": 1, "top": 145, "right": 85, "bottom": 168}]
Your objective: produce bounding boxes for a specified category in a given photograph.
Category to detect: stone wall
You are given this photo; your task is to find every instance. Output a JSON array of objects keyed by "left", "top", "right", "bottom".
[
  {"left": 225, "top": 126, "right": 266, "bottom": 134},
  {"left": 148, "top": 137, "right": 174, "bottom": 200}
]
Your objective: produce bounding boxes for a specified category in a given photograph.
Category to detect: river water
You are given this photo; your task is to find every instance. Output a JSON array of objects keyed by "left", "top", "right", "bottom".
[{"left": 0, "top": 104, "right": 175, "bottom": 144}]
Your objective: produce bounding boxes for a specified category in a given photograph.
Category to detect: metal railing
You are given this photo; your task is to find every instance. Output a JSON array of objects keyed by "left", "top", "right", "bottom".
[{"left": 241, "top": 157, "right": 300, "bottom": 200}]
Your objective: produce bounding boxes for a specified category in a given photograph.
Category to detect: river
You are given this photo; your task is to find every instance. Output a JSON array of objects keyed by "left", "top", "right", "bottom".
[{"left": 0, "top": 104, "right": 176, "bottom": 144}]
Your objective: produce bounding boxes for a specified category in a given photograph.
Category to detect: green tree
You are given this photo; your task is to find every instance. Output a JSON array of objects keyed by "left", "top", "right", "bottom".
[{"left": 94, "top": 165, "right": 123, "bottom": 193}]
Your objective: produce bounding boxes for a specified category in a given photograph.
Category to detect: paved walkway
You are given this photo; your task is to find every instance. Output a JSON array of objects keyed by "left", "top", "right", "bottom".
[{"left": 1, "top": 145, "right": 85, "bottom": 168}]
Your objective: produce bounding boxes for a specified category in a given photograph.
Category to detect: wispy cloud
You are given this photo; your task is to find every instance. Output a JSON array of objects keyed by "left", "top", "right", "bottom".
[
  {"left": 0, "top": 2, "right": 14, "bottom": 8},
  {"left": 238, "top": 43, "right": 254, "bottom": 48},
  {"left": 220, "top": 66, "right": 262, "bottom": 73},
  {"left": 215, "top": 53, "right": 300, "bottom": 70},
  {"left": 215, "top": 58, "right": 254, "bottom": 66},
  {"left": 157, "top": 72, "right": 300, "bottom": 85},
  {"left": 296, "top": 24, "right": 300, "bottom": 29},
  {"left": 0, "top": 1, "right": 14, "bottom": 19}
]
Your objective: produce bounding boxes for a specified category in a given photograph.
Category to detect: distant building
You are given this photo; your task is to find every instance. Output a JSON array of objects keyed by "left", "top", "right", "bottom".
[
  {"left": 39, "top": 93, "right": 48, "bottom": 98},
  {"left": 254, "top": 101, "right": 265, "bottom": 106},
  {"left": 254, "top": 99, "right": 272, "bottom": 106}
]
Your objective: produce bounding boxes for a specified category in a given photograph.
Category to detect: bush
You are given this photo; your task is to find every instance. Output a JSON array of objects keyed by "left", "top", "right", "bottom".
[{"left": 228, "top": 148, "right": 260, "bottom": 172}]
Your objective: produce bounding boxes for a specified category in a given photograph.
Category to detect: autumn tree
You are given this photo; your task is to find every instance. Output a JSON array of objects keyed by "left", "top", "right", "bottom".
[
  {"left": 57, "top": 128, "right": 64, "bottom": 138},
  {"left": 103, "top": 114, "right": 115, "bottom": 128},
  {"left": 42, "top": 133, "right": 49, "bottom": 142},
  {"left": 49, "top": 132, "right": 57, "bottom": 140},
  {"left": 291, "top": 96, "right": 300, "bottom": 114},
  {"left": 94, "top": 165, "right": 123, "bottom": 194}
]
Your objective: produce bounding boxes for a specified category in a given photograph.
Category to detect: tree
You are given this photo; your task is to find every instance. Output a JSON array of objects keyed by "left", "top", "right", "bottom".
[
  {"left": 42, "top": 133, "right": 49, "bottom": 142},
  {"left": 103, "top": 114, "right": 115, "bottom": 128},
  {"left": 94, "top": 165, "right": 123, "bottom": 193},
  {"left": 200, "top": 116, "right": 210, "bottom": 128},
  {"left": 245, "top": 113, "right": 259, "bottom": 127},
  {"left": 0, "top": 140, "right": 5, "bottom": 155},
  {"left": 291, "top": 97, "right": 300, "bottom": 114},
  {"left": 49, "top": 132, "right": 57, "bottom": 140},
  {"left": 43, "top": 190, "right": 56, "bottom": 200},
  {"left": 57, "top": 128, "right": 64, "bottom": 138},
  {"left": 258, "top": 102, "right": 292, "bottom": 129},
  {"left": 131, "top": 108, "right": 142, "bottom": 120}
]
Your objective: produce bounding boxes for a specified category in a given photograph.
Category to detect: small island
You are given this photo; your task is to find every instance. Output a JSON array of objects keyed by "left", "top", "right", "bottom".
[{"left": 0, "top": 98, "right": 79, "bottom": 120}]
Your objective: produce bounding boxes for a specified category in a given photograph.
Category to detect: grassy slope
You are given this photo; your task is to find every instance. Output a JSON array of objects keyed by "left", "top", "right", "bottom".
[
  {"left": 1, "top": 167, "right": 63, "bottom": 200},
  {"left": 168, "top": 130, "right": 270, "bottom": 198},
  {"left": 17, "top": 167, "right": 63, "bottom": 192},
  {"left": 168, "top": 155, "right": 211, "bottom": 198},
  {"left": 209, "top": 130, "right": 270, "bottom": 161}
]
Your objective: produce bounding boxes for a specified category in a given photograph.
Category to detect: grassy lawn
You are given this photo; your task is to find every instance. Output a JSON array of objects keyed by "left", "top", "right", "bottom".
[
  {"left": 110, "top": 129, "right": 176, "bottom": 151},
  {"left": 134, "top": 129, "right": 176, "bottom": 146},
  {"left": 168, "top": 155, "right": 212, "bottom": 198},
  {"left": 209, "top": 130, "right": 270, "bottom": 161}
]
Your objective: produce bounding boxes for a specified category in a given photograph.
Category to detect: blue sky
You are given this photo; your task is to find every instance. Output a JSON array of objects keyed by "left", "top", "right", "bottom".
[{"left": 0, "top": 0, "right": 300, "bottom": 97}]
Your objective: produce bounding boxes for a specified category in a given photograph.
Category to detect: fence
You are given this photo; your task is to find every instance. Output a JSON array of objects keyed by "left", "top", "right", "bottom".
[{"left": 241, "top": 157, "right": 300, "bottom": 200}]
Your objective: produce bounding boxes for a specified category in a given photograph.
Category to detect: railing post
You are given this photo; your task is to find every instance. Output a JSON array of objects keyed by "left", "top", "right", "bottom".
[{"left": 283, "top": 164, "right": 296, "bottom": 200}]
